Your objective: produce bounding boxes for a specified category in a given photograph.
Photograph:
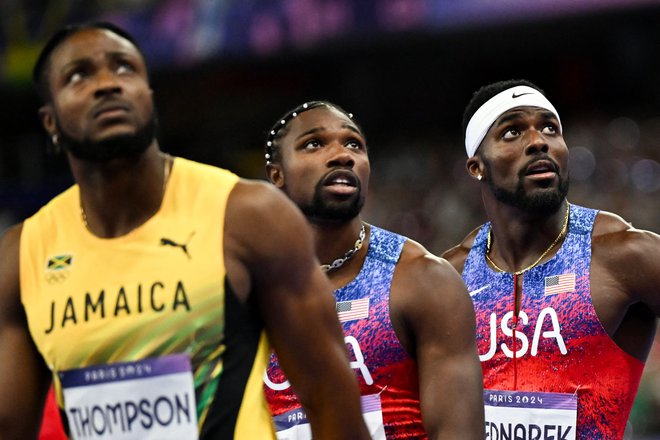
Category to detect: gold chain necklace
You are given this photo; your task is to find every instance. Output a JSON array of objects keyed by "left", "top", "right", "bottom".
[
  {"left": 486, "top": 204, "right": 570, "bottom": 275},
  {"left": 81, "top": 153, "right": 171, "bottom": 229},
  {"left": 320, "top": 223, "right": 366, "bottom": 272}
]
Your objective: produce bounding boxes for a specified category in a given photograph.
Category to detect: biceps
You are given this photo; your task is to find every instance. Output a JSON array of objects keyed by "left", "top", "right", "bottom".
[
  {"left": 417, "top": 338, "right": 484, "bottom": 438},
  {"left": 414, "top": 297, "right": 482, "bottom": 411}
]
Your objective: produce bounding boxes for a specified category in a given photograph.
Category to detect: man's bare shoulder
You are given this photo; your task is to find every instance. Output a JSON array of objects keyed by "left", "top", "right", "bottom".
[
  {"left": 226, "top": 178, "right": 309, "bottom": 239},
  {"left": 593, "top": 210, "right": 660, "bottom": 266},
  {"left": 593, "top": 210, "right": 659, "bottom": 250},
  {"left": 592, "top": 210, "right": 635, "bottom": 236},
  {"left": 395, "top": 238, "right": 470, "bottom": 305},
  {"left": 0, "top": 223, "right": 25, "bottom": 320},
  {"left": 0, "top": 223, "right": 23, "bottom": 272},
  {"left": 592, "top": 210, "right": 660, "bottom": 313},
  {"left": 227, "top": 178, "right": 290, "bottom": 216},
  {"left": 399, "top": 238, "right": 459, "bottom": 278},
  {"left": 441, "top": 225, "right": 482, "bottom": 273},
  {"left": 0, "top": 223, "right": 23, "bottom": 249}
]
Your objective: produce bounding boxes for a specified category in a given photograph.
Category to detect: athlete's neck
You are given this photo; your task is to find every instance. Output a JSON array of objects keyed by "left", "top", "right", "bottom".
[
  {"left": 311, "top": 218, "right": 368, "bottom": 278},
  {"left": 72, "top": 144, "right": 169, "bottom": 238},
  {"left": 484, "top": 200, "right": 569, "bottom": 273}
]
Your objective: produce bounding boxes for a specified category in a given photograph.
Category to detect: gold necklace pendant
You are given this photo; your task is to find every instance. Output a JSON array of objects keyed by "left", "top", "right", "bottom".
[{"left": 486, "top": 204, "right": 570, "bottom": 275}]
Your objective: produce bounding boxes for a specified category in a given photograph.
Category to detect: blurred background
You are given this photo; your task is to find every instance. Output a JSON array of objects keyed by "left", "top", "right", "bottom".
[{"left": 1, "top": 0, "right": 659, "bottom": 437}]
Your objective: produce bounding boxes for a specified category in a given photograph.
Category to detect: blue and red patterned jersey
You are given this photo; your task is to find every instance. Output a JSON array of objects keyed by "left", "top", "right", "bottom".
[
  {"left": 264, "top": 226, "right": 427, "bottom": 439},
  {"left": 463, "top": 204, "right": 644, "bottom": 439}
]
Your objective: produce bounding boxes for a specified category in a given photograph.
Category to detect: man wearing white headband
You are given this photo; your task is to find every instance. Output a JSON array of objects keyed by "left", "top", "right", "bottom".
[
  {"left": 443, "top": 79, "right": 660, "bottom": 439},
  {"left": 464, "top": 84, "right": 562, "bottom": 158}
]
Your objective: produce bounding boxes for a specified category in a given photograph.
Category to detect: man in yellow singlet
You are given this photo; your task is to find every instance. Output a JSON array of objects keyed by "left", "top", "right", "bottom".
[{"left": 0, "top": 21, "right": 369, "bottom": 440}]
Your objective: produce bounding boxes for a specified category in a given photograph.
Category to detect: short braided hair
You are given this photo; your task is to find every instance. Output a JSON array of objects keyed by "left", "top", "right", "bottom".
[{"left": 265, "top": 101, "right": 361, "bottom": 165}]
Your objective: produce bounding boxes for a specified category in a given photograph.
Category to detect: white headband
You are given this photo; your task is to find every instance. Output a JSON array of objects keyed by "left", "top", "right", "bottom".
[{"left": 464, "top": 85, "right": 562, "bottom": 157}]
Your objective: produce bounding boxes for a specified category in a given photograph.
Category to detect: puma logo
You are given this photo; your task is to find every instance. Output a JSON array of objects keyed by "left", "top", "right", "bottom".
[{"left": 160, "top": 232, "right": 195, "bottom": 259}]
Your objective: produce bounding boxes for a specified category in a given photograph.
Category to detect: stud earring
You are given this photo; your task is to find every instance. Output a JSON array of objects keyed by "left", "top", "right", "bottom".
[
  {"left": 477, "top": 174, "right": 483, "bottom": 181},
  {"left": 52, "top": 134, "right": 59, "bottom": 145}
]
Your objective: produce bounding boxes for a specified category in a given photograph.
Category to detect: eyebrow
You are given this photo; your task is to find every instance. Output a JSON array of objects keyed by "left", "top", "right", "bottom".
[
  {"left": 538, "top": 110, "right": 559, "bottom": 121},
  {"left": 295, "top": 123, "right": 362, "bottom": 140},
  {"left": 60, "top": 51, "right": 135, "bottom": 71}
]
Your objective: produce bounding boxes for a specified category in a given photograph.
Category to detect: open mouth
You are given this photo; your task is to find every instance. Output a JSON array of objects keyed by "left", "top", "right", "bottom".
[
  {"left": 322, "top": 170, "right": 358, "bottom": 194},
  {"left": 524, "top": 160, "right": 558, "bottom": 180}
]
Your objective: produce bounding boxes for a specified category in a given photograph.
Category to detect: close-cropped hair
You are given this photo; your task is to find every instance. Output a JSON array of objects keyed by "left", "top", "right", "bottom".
[
  {"left": 462, "top": 79, "right": 545, "bottom": 137},
  {"left": 32, "top": 21, "right": 144, "bottom": 103},
  {"left": 265, "top": 100, "right": 363, "bottom": 165}
]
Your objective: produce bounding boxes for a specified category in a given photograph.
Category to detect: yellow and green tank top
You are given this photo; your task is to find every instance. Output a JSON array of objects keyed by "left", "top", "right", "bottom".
[{"left": 20, "top": 157, "right": 275, "bottom": 439}]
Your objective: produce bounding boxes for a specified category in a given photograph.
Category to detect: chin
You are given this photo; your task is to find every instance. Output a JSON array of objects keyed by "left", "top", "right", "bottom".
[
  {"left": 492, "top": 181, "right": 568, "bottom": 216},
  {"left": 524, "top": 196, "right": 564, "bottom": 215},
  {"left": 302, "top": 199, "right": 364, "bottom": 223},
  {"left": 61, "top": 120, "right": 156, "bottom": 163}
]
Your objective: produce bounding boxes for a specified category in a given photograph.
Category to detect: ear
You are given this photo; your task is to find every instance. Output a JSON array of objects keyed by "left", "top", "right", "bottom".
[
  {"left": 466, "top": 156, "right": 484, "bottom": 182},
  {"left": 38, "top": 104, "right": 57, "bottom": 137},
  {"left": 266, "top": 163, "right": 285, "bottom": 188}
]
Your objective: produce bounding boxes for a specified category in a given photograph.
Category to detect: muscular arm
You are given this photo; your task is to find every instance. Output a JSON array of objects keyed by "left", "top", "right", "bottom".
[
  {"left": 591, "top": 212, "right": 660, "bottom": 360},
  {"left": 224, "top": 180, "right": 369, "bottom": 440},
  {"left": 392, "top": 242, "right": 484, "bottom": 440},
  {"left": 0, "top": 225, "right": 51, "bottom": 439},
  {"left": 595, "top": 222, "right": 660, "bottom": 315}
]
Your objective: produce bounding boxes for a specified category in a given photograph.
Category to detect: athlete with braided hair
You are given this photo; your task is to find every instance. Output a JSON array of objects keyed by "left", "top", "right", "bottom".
[
  {"left": 263, "top": 101, "right": 484, "bottom": 439},
  {"left": 443, "top": 79, "right": 660, "bottom": 439}
]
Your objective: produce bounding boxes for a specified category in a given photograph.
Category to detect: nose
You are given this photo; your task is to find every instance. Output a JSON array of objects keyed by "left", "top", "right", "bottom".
[
  {"left": 93, "top": 68, "right": 122, "bottom": 98},
  {"left": 326, "top": 143, "right": 355, "bottom": 168},
  {"left": 524, "top": 129, "right": 549, "bottom": 155}
]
